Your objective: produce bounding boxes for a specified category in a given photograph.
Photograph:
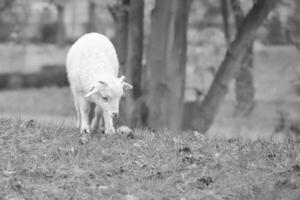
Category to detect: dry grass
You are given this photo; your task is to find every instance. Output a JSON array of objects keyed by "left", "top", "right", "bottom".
[{"left": 0, "top": 118, "right": 300, "bottom": 200}]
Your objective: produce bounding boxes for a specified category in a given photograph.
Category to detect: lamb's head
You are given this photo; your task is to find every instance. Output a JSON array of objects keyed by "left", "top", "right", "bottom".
[{"left": 85, "top": 76, "right": 133, "bottom": 117}]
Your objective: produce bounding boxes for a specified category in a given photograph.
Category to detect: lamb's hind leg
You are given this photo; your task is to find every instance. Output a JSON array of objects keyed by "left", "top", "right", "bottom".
[
  {"left": 78, "top": 96, "right": 92, "bottom": 134},
  {"left": 74, "top": 97, "right": 81, "bottom": 129},
  {"left": 103, "top": 111, "right": 115, "bottom": 134}
]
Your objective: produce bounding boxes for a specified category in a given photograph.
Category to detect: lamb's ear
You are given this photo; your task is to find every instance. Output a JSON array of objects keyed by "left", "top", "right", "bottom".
[
  {"left": 85, "top": 86, "right": 99, "bottom": 98},
  {"left": 119, "top": 76, "right": 132, "bottom": 90},
  {"left": 85, "top": 81, "right": 109, "bottom": 98},
  {"left": 123, "top": 82, "right": 133, "bottom": 90},
  {"left": 119, "top": 76, "right": 126, "bottom": 82}
]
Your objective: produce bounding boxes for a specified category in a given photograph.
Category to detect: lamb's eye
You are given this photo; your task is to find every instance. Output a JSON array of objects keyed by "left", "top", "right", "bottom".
[{"left": 102, "top": 96, "right": 109, "bottom": 102}]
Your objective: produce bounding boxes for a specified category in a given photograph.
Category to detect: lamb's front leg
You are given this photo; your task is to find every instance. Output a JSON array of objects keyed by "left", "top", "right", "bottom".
[
  {"left": 78, "top": 96, "right": 92, "bottom": 134},
  {"left": 103, "top": 111, "right": 115, "bottom": 135},
  {"left": 91, "top": 105, "right": 103, "bottom": 133}
]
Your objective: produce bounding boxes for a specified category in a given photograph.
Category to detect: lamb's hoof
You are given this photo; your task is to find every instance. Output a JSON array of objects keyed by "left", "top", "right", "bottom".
[
  {"left": 103, "top": 128, "right": 115, "bottom": 135},
  {"left": 78, "top": 133, "right": 89, "bottom": 145},
  {"left": 104, "top": 131, "right": 115, "bottom": 135},
  {"left": 99, "top": 128, "right": 105, "bottom": 134},
  {"left": 80, "top": 127, "right": 91, "bottom": 134}
]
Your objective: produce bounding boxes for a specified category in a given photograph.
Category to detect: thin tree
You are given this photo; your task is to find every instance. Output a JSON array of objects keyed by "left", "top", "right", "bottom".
[
  {"left": 108, "top": 0, "right": 129, "bottom": 75},
  {"left": 50, "top": 0, "right": 69, "bottom": 46},
  {"left": 54, "top": 2, "right": 66, "bottom": 46},
  {"left": 124, "top": 0, "right": 144, "bottom": 126},
  {"left": 147, "top": 0, "right": 192, "bottom": 131},
  {"left": 192, "top": 0, "right": 278, "bottom": 133}
]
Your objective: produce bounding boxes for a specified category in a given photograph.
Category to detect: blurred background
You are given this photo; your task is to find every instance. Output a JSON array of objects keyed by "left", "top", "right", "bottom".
[{"left": 0, "top": 0, "right": 299, "bottom": 140}]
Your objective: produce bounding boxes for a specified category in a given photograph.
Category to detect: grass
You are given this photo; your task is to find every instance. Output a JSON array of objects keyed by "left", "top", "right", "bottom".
[{"left": 0, "top": 118, "right": 300, "bottom": 200}]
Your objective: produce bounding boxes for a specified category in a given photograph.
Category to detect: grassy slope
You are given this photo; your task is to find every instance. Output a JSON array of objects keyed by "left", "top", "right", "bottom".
[{"left": 0, "top": 118, "right": 299, "bottom": 200}]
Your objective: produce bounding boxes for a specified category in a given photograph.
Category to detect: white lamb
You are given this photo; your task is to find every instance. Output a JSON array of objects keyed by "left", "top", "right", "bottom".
[{"left": 66, "top": 33, "right": 133, "bottom": 134}]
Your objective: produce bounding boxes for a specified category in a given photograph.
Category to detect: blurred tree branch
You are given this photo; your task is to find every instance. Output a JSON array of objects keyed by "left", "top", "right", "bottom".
[{"left": 193, "top": 0, "right": 278, "bottom": 133}]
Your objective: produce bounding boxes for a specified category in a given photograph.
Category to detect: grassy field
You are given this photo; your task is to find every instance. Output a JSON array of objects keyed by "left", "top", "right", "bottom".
[{"left": 0, "top": 118, "right": 300, "bottom": 200}]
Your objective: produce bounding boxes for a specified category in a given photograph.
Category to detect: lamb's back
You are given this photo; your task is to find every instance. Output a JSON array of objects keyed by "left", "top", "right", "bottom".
[
  {"left": 66, "top": 33, "right": 119, "bottom": 92},
  {"left": 66, "top": 33, "right": 119, "bottom": 76}
]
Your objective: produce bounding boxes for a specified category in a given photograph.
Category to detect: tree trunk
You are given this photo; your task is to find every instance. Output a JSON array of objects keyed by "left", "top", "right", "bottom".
[
  {"left": 192, "top": 0, "right": 278, "bottom": 133},
  {"left": 87, "top": 0, "right": 96, "bottom": 32},
  {"left": 108, "top": 0, "right": 129, "bottom": 75},
  {"left": 147, "top": 0, "right": 191, "bottom": 131},
  {"left": 231, "top": 0, "right": 255, "bottom": 116},
  {"left": 125, "top": 0, "right": 144, "bottom": 126},
  {"left": 56, "top": 4, "right": 66, "bottom": 46},
  {"left": 126, "top": 0, "right": 143, "bottom": 100}
]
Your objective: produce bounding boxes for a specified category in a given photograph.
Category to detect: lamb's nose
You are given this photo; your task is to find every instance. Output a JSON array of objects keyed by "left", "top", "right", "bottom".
[{"left": 112, "top": 112, "right": 119, "bottom": 118}]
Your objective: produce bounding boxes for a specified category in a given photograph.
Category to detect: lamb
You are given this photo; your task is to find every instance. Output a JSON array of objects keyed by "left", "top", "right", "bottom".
[{"left": 66, "top": 32, "right": 133, "bottom": 134}]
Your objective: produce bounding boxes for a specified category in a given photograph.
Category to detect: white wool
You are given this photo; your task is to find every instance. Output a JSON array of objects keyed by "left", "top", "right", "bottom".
[
  {"left": 65, "top": 32, "right": 129, "bottom": 134},
  {"left": 66, "top": 32, "right": 119, "bottom": 94}
]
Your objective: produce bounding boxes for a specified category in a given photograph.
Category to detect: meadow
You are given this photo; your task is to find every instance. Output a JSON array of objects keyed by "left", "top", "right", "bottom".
[{"left": 0, "top": 118, "right": 300, "bottom": 200}]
